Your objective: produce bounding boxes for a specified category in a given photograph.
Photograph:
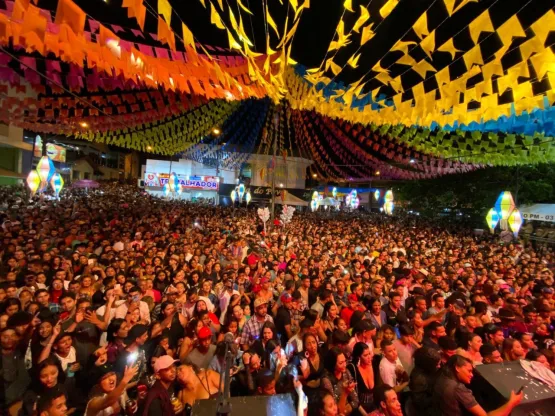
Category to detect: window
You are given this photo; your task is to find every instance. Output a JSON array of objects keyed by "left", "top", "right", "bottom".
[{"left": 72, "top": 170, "right": 80, "bottom": 180}]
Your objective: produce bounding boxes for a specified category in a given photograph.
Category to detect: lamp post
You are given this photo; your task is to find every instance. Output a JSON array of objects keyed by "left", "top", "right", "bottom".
[{"left": 270, "top": 106, "right": 280, "bottom": 223}]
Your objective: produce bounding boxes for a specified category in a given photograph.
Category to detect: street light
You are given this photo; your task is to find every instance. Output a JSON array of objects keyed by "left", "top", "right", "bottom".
[{"left": 212, "top": 128, "right": 221, "bottom": 135}]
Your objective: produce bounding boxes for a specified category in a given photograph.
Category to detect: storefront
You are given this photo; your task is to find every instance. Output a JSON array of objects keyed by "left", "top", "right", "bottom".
[
  {"left": 144, "top": 172, "right": 220, "bottom": 203},
  {"left": 218, "top": 184, "right": 312, "bottom": 207}
]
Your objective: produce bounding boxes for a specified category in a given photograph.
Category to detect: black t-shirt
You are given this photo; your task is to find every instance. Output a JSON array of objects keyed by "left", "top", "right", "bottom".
[{"left": 274, "top": 306, "right": 292, "bottom": 347}]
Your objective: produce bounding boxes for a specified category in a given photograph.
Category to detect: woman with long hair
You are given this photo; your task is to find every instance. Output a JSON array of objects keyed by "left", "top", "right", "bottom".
[
  {"left": 20, "top": 357, "right": 68, "bottom": 416},
  {"left": 85, "top": 365, "right": 138, "bottom": 416},
  {"left": 105, "top": 319, "right": 128, "bottom": 364},
  {"left": 321, "top": 347, "right": 360, "bottom": 415},
  {"left": 296, "top": 333, "right": 324, "bottom": 400},
  {"left": 308, "top": 391, "right": 338, "bottom": 416},
  {"left": 350, "top": 342, "right": 375, "bottom": 413},
  {"left": 365, "top": 297, "right": 387, "bottom": 330},
  {"left": 251, "top": 322, "right": 279, "bottom": 358},
  {"left": 502, "top": 338, "right": 525, "bottom": 362},
  {"left": 322, "top": 302, "right": 340, "bottom": 336}
]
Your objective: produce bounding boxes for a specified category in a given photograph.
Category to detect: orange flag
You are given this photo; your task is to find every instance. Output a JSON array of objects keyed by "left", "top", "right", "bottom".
[
  {"left": 157, "top": 16, "right": 176, "bottom": 51},
  {"left": 54, "top": 0, "right": 86, "bottom": 36}
]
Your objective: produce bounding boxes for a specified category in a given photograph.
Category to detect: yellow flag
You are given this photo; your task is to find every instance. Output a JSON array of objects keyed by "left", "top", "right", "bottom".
[
  {"left": 435, "top": 67, "right": 450, "bottom": 85},
  {"left": 437, "top": 38, "right": 459, "bottom": 59},
  {"left": 375, "top": 71, "right": 393, "bottom": 85},
  {"left": 198, "top": 0, "right": 206, "bottom": 7},
  {"left": 497, "top": 75, "right": 513, "bottom": 95},
  {"left": 453, "top": 0, "right": 478, "bottom": 14},
  {"left": 289, "top": 0, "right": 299, "bottom": 12},
  {"left": 529, "top": 48, "right": 555, "bottom": 79},
  {"left": 360, "top": 24, "right": 375, "bottom": 45},
  {"left": 463, "top": 45, "right": 483, "bottom": 70},
  {"left": 482, "top": 61, "right": 503, "bottom": 81},
  {"left": 443, "top": 0, "right": 456, "bottom": 16},
  {"left": 531, "top": 10, "right": 555, "bottom": 44},
  {"left": 158, "top": 0, "right": 172, "bottom": 25},
  {"left": 353, "top": 6, "right": 370, "bottom": 33},
  {"left": 379, "top": 0, "right": 399, "bottom": 19},
  {"left": 519, "top": 37, "right": 543, "bottom": 61},
  {"left": 412, "top": 82, "right": 425, "bottom": 102},
  {"left": 389, "top": 76, "right": 403, "bottom": 93},
  {"left": 182, "top": 23, "right": 196, "bottom": 52},
  {"left": 229, "top": 8, "right": 239, "bottom": 31},
  {"left": 397, "top": 54, "right": 417, "bottom": 66},
  {"left": 347, "top": 53, "right": 361, "bottom": 68},
  {"left": 227, "top": 30, "right": 241, "bottom": 49},
  {"left": 497, "top": 16, "right": 526, "bottom": 44},
  {"left": 344, "top": 0, "right": 354, "bottom": 12},
  {"left": 237, "top": 0, "right": 253, "bottom": 14},
  {"left": 513, "top": 82, "right": 533, "bottom": 101},
  {"left": 391, "top": 40, "right": 417, "bottom": 54},
  {"left": 329, "top": 60, "right": 342, "bottom": 76},
  {"left": 210, "top": 2, "right": 225, "bottom": 29},
  {"left": 468, "top": 10, "right": 494, "bottom": 44},
  {"left": 420, "top": 31, "right": 435, "bottom": 59},
  {"left": 413, "top": 12, "right": 429, "bottom": 39},
  {"left": 266, "top": 5, "right": 280, "bottom": 37},
  {"left": 413, "top": 59, "right": 436, "bottom": 78}
]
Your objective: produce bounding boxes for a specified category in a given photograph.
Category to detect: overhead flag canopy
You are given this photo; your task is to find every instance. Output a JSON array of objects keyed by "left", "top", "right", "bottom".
[{"left": 0, "top": 0, "right": 553, "bottom": 178}]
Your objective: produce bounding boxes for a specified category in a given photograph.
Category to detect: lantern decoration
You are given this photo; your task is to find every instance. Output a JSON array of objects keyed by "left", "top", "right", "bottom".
[
  {"left": 374, "top": 190, "right": 380, "bottom": 201},
  {"left": 168, "top": 172, "right": 179, "bottom": 193},
  {"left": 230, "top": 189, "right": 237, "bottom": 204},
  {"left": 345, "top": 194, "right": 351, "bottom": 207},
  {"left": 245, "top": 190, "right": 252, "bottom": 206},
  {"left": 332, "top": 187, "right": 337, "bottom": 199},
  {"left": 494, "top": 191, "right": 515, "bottom": 230},
  {"left": 508, "top": 209, "right": 523, "bottom": 236},
  {"left": 485, "top": 208, "right": 501, "bottom": 233},
  {"left": 36, "top": 156, "right": 55, "bottom": 190},
  {"left": 162, "top": 183, "right": 170, "bottom": 197},
  {"left": 384, "top": 190, "right": 394, "bottom": 202},
  {"left": 312, "top": 191, "right": 319, "bottom": 201},
  {"left": 176, "top": 184, "right": 183, "bottom": 195},
  {"left": 384, "top": 201, "right": 394, "bottom": 215},
  {"left": 26, "top": 170, "right": 41, "bottom": 196},
  {"left": 50, "top": 173, "right": 64, "bottom": 198},
  {"left": 310, "top": 199, "right": 319, "bottom": 212},
  {"left": 349, "top": 190, "right": 358, "bottom": 209},
  {"left": 238, "top": 184, "right": 245, "bottom": 202}
]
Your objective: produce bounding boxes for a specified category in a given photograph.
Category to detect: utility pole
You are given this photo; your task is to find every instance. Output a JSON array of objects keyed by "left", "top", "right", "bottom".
[{"left": 270, "top": 106, "right": 280, "bottom": 222}]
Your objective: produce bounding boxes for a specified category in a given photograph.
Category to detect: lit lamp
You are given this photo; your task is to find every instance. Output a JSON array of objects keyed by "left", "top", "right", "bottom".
[
  {"left": 494, "top": 191, "right": 515, "bottom": 230},
  {"left": 374, "top": 190, "right": 380, "bottom": 201},
  {"left": 245, "top": 190, "right": 252, "bottom": 206},
  {"left": 238, "top": 184, "right": 245, "bottom": 202},
  {"left": 310, "top": 199, "right": 318, "bottom": 212},
  {"left": 508, "top": 209, "right": 523, "bottom": 237},
  {"left": 168, "top": 172, "right": 179, "bottom": 193},
  {"left": 50, "top": 173, "right": 64, "bottom": 198},
  {"left": 26, "top": 170, "right": 41, "bottom": 197},
  {"left": 384, "top": 201, "right": 394, "bottom": 215},
  {"left": 230, "top": 189, "right": 237, "bottom": 204},
  {"left": 36, "top": 156, "right": 55, "bottom": 191},
  {"left": 332, "top": 187, "right": 337, "bottom": 199},
  {"left": 485, "top": 208, "right": 501, "bottom": 233},
  {"left": 163, "top": 183, "right": 170, "bottom": 197}
]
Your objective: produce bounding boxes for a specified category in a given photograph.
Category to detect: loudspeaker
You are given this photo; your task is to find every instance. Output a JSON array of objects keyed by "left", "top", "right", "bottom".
[
  {"left": 475, "top": 361, "right": 555, "bottom": 416},
  {"left": 191, "top": 393, "right": 296, "bottom": 416}
]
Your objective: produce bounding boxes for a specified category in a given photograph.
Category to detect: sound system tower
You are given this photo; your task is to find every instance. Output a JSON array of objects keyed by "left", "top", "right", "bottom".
[
  {"left": 191, "top": 393, "right": 296, "bottom": 416},
  {"left": 475, "top": 361, "right": 555, "bottom": 416}
]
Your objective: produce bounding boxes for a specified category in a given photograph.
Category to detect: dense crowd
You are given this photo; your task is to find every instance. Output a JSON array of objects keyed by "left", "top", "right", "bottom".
[{"left": 0, "top": 184, "right": 554, "bottom": 416}]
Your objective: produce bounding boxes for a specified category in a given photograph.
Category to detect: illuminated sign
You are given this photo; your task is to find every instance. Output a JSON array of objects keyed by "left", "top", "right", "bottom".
[{"left": 144, "top": 173, "right": 219, "bottom": 190}]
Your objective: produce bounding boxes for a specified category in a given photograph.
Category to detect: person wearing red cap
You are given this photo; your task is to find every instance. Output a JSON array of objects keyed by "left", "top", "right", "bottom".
[{"left": 183, "top": 326, "right": 216, "bottom": 370}]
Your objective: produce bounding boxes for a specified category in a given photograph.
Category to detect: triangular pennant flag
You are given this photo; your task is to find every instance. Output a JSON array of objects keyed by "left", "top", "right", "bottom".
[
  {"left": 437, "top": 38, "right": 459, "bottom": 59},
  {"left": 266, "top": 5, "right": 280, "bottom": 37},
  {"left": 413, "top": 12, "right": 429, "bottom": 39},
  {"left": 468, "top": 10, "right": 494, "bottom": 44},
  {"left": 420, "top": 31, "right": 435, "bottom": 59},
  {"left": 530, "top": 10, "right": 555, "bottom": 44},
  {"left": 463, "top": 44, "right": 483, "bottom": 70},
  {"left": 158, "top": 0, "right": 172, "bottom": 25},
  {"left": 347, "top": 53, "right": 361, "bottom": 68},
  {"left": 344, "top": 0, "right": 354, "bottom": 12},
  {"left": 453, "top": 0, "right": 479, "bottom": 14},
  {"left": 360, "top": 24, "right": 374, "bottom": 45},
  {"left": 182, "top": 23, "right": 196, "bottom": 52},
  {"left": 379, "top": 0, "right": 399, "bottom": 19},
  {"left": 497, "top": 15, "right": 526, "bottom": 44},
  {"left": 413, "top": 59, "right": 436, "bottom": 78},
  {"left": 353, "top": 6, "right": 370, "bottom": 33},
  {"left": 443, "top": 0, "right": 456, "bottom": 16},
  {"left": 210, "top": 2, "right": 225, "bottom": 29}
]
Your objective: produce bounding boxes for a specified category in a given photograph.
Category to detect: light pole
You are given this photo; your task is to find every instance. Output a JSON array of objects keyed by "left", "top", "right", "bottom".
[{"left": 270, "top": 106, "right": 280, "bottom": 223}]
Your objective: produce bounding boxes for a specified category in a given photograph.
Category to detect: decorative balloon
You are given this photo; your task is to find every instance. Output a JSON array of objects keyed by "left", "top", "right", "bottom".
[
  {"left": 36, "top": 156, "right": 55, "bottom": 191},
  {"left": 310, "top": 199, "right": 319, "bottom": 212},
  {"left": 230, "top": 189, "right": 237, "bottom": 203},
  {"left": 50, "top": 173, "right": 64, "bottom": 198}
]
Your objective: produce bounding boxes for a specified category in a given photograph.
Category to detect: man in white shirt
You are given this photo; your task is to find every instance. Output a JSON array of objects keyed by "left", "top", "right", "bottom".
[
  {"left": 219, "top": 278, "right": 239, "bottom": 322},
  {"left": 114, "top": 286, "right": 151, "bottom": 324},
  {"left": 379, "top": 340, "right": 409, "bottom": 393}
]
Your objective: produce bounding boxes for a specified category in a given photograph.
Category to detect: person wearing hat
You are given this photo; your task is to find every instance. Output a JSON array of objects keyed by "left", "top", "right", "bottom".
[
  {"left": 85, "top": 364, "right": 138, "bottom": 416},
  {"left": 240, "top": 297, "right": 274, "bottom": 351},
  {"left": 182, "top": 326, "right": 216, "bottom": 370},
  {"left": 348, "top": 319, "right": 377, "bottom": 356},
  {"left": 274, "top": 292, "right": 296, "bottom": 348},
  {"left": 140, "top": 355, "right": 182, "bottom": 416}
]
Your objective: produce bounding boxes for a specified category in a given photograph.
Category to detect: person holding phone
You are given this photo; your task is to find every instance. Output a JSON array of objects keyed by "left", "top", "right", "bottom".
[{"left": 114, "top": 286, "right": 151, "bottom": 325}]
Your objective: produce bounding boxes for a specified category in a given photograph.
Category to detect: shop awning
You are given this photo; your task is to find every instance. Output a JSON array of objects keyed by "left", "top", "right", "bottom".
[
  {"left": 520, "top": 204, "right": 555, "bottom": 223},
  {"left": 272, "top": 193, "right": 308, "bottom": 206}
]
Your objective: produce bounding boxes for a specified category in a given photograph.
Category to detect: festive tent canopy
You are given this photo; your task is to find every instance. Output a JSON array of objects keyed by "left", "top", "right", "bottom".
[
  {"left": 520, "top": 204, "right": 555, "bottom": 222},
  {"left": 0, "top": 0, "right": 554, "bottom": 180}
]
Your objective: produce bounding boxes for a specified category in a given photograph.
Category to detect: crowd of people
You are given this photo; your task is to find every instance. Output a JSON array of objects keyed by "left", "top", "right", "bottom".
[{"left": 0, "top": 184, "right": 554, "bottom": 416}]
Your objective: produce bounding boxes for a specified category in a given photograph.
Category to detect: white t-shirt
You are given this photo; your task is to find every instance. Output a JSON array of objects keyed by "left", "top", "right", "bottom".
[
  {"left": 55, "top": 346, "right": 77, "bottom": 371},
  {"left": 379, "top": 356, "right": 403, "bottom": 387}
]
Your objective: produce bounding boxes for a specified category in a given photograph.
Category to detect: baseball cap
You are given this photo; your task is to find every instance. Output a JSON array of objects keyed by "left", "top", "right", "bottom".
[
  {"left": 280, "top": 293, "right": 293, "bottom": 304},
  {"left": 260, "top": 277, "right": 270, "bottom": 284},
  {"left": 153, "top": 355, "right": 179, "bottom": 373},
  {"left": 198, "top": 327, "right": 212, "bottom": 339},
  {"left": 254, "top": 298, "right": 269, "bottom": 308}
]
